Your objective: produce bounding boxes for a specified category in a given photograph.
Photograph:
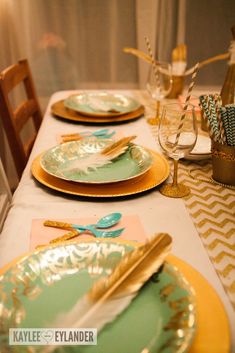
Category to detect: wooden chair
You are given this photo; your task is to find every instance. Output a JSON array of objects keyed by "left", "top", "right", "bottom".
[
  {"left": 0, "top": 59, "right": 42, "bottom": 178},
  {"left": 0, "top": 158, "right": 12, "bottom": 232}
]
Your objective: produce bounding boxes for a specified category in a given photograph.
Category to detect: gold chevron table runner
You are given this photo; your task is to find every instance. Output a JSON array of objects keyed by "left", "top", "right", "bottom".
[
  {"left": 180, "top": 161, "right": 235, "bottom": 310},
  {"left": 145, "top": 98, "right": 235, "bottom": 310}
]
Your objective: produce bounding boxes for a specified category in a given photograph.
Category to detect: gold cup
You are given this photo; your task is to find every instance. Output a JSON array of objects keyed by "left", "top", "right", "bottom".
[
  {"left": 211, "top": 141, "right": 235, "bottom": 186},
  {"left": 167, "top": 75, "right": 184, "bottom": 98}
]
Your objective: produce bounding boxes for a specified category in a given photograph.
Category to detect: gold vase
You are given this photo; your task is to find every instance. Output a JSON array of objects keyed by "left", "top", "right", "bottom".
[
  {"left": 167, "top": 75, "right": 184, "bottom": 98},
  {"left": 211, "top": 141, "right": 235, "bottom": 186}
]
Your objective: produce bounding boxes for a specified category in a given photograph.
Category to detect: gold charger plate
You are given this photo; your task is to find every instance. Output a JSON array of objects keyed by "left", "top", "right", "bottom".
[
  {"left": 0, "top": 241, "right": 230, "bottom": 353},
  {"left": 51, "top": 100, "right": 145, "bottom": 123},
  {"left": 31, "top": 150, "right": 169, "bottom": 197},
  {"left": 168, "top": 255, "right": 231, "bottom": 353}
]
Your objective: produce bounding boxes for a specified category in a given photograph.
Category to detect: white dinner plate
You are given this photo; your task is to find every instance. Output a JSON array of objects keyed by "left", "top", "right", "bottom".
[{"left": 185, "top": 134, "right": 211, "bottom": 160}]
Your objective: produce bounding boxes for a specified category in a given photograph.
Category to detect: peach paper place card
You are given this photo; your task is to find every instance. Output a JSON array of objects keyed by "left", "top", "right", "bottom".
[{"left": 30, "top": 215, "right": 147, "bottom": 250}]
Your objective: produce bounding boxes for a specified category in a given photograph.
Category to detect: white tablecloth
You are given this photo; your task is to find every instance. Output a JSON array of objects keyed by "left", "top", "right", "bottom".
[{"left": 0, "top": 90, "right": 234, "bottom": 351}]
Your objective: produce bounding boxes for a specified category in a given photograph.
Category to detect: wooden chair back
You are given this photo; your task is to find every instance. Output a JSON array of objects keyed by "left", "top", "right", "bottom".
[
  {"left": 0, "top": 158, "right": 12, "bottom": 232},
  {"left": 0, "top": 59, "right": 42, "bottom": 178}
]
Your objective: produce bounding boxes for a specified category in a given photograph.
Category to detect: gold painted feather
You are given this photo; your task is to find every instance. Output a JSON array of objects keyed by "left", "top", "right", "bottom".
[
  {"left": 61, "top": 135, "right": 136, "bottom": 174},
  {"left": 171, "top": 44, "right": 187, "bottom": 75},
  {"left": 43, "top": 233, "right": 172, "bottom": 353},
  {"left": 53, "top": 233, "right": 171, "bottom": 327},
  {"left": 123, "top": 46, "right": 229, "bottom": 77},
  {"left": 89, "top": 233, "right": 172, "bottom": 302},
  {"left": 123, "top": 47, "right": 153, "bottom": 64}
]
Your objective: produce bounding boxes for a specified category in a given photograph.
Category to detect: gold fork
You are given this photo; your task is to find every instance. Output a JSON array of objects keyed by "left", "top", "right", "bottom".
[
  {"left": 60, "top": 133, "right": 83, "bottom": 143},
  {"left": 36, "top": 229, "right": 80, "bottom": 250}
]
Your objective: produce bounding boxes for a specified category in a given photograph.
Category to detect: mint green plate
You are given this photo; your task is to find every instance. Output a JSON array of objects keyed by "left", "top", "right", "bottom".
[
  {"left": 0, "top": 240, "right": 196, "bottom": 353},
  {"left": 64, "top": 92, "right": 141, "bottom": 117},
  {"left": 40, "top": 139, "right": 153, "bottom": 184}
]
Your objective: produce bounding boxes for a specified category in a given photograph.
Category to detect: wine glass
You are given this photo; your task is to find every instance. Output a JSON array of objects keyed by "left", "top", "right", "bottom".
[
  {"left": 146, "top": 61, "right": 172, "bottom": 125},
  {"left": 158, "top": 103, "right": 198, "bottom": 197}
]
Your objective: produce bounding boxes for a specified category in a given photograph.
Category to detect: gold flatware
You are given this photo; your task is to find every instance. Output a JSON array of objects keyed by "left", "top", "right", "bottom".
[
  {"left": 61, "top": 133, "right": 83, "bottom": 143},
  {"left": 43, "top": 219, "right": 124, "bottom": 238},
  {"left": 44, "top": 220, "right": 80, "bottom": 244},
  {"left": 44, "top": 220, "right": 75, "bottom": 230},
  {"left": 35, "top": 229, "right": 80, "bottom": 250},
  {"left": 49, "top": 229, "right": 80, "bottom": 244},
  {"left": 61, "top": 132, "right": 82, "bottom": 138}
]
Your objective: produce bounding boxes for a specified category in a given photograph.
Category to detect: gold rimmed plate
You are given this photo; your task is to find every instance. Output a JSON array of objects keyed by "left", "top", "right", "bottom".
[
  {"left": 0, "top": 240, "right": 196, "bottom": 353},
  {"left": 40, "top": 139, "right": 153, "bottom": 184},
  {"left": 64, "top": 92, "right": 141, "bottom": 117},
  {"left": 51, "top": 100, "right": 145, "bottom": 123},
  {"left": 32, "top": 149, "right": 170, "bottom": 197},
  {"left": 0, "top": 239, "right": 230, "bottom": 353}
]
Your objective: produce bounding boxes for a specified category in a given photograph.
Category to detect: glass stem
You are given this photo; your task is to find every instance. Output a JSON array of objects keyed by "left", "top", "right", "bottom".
[
  {"left": 156, "top": 100, "right": 160, "bottom": 120},
  {"left": 172, "top": 159, "right": 179, "bottom": 187}
]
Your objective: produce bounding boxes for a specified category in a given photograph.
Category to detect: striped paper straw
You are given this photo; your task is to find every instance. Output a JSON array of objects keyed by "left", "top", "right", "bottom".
[
  {"left": 199, "top": 95, "right": 210, "bottom": 122},
  {"left": 214, "top": 94, "right": 226, "bottom": 144},
  {"left": 199, "top": 95, "right": 213, "bottom": 136},
  {"left": 173, "top": 62, "right": 199, "bottom": 148},
  {"left": 225, "top": 104, "right": 235, "bottom": 146},
  {"left": 144, "top": 36, "right": 161, "bottom": 88},
  {"left": 220, "top": 106, "right": 229, "bottom": 144},
  {"left": 183, "top": 62, "right": 199, "bottom": 109},
  {"left": 199, "top": 94, "right": 225, "bottom": 143},
  {"left": 207, "top": 95, "right": 215, "bottom": 140},
  {"left": 204, "top": 95, "right": 212, "bottom": 134},
  {"left": 208, "top": 94, "right": 220, "bottom": 142},
  {"left": 202, "top": 95, "right": 215, "bottom": 139}
]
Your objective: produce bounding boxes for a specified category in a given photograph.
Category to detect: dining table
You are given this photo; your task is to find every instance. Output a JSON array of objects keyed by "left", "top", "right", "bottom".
[{"left": 0, "top": 89, "right": 234, "bottom": 353}]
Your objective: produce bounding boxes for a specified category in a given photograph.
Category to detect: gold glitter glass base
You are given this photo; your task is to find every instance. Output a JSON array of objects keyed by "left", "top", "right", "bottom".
[
  {"left": 159, "top": 182, "right": 190, "bottom": 198},
  {"left": 147, "top": 117, "right": 160, "bottom": 125},
  {"left": 147, "top": 100, "right": 161, "bottom": 125}
]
